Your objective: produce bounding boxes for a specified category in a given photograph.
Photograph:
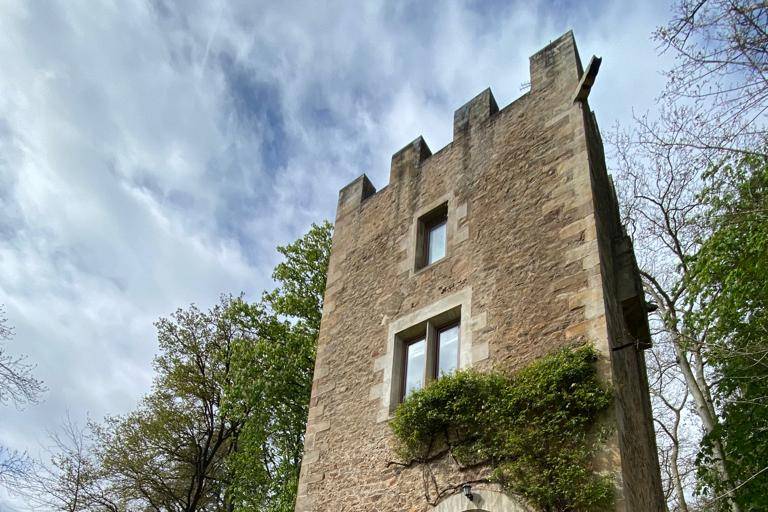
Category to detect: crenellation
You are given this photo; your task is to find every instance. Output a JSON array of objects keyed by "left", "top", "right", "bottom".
[
  {"left": 452, "top": 87, "right": 499, "bottom": 137},
  {"left": 529, "top": 30, "right": 584, "bottom": 96},
  {"left": 389, "top": 135, "right": 433, "bottom": 184},
  {"left": 336, "top": 173, "right": 376, "bottom": 220}
]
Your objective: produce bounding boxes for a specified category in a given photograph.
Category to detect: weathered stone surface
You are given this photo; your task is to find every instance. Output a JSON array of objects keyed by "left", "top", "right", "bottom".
[{"left": 295, "top": 31, "right": 665, "bottom": 512}]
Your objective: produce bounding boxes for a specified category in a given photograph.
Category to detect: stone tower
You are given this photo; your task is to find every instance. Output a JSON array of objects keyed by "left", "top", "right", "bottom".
[{"left": 295, "top": 31, "right": 665, "bottom": 511}]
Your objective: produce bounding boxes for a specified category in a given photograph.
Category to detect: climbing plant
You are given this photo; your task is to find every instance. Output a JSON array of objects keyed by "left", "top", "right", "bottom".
[{"left": 389, "top": 344, "right": 614, "bottom": 512}]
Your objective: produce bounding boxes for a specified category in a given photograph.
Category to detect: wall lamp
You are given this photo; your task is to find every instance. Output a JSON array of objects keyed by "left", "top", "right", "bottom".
[{"left": 461, "top": 483, "right": 473, "bottom": 501}]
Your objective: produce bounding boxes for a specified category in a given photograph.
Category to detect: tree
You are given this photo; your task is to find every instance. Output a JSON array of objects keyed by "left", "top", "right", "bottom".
[
  {"left": 0, "top": 305, "right": 44, "bottom": 408},
  {"left": 610, "top": 3, "right": 768, "bottom": 510},
  {"left": 0, "top": 305, "right": 44, "bottom": 489},
  {"left": 611, "top": 127, "right": 728, "bottom": 511},
  {"left": 92, "top": 296, "right": 244, "bottom": 512},
  {"left": 0, "top": 445, "right": 30, "bottom": 490},
  {"left": 20, "top": 298, "right": 246, "bottom": 512},
  {"left": 224, "top": 221, "right": 332, "bottom": 511},
  {"left": 16, "top": 414, "right": 117, "bottom": 512},
  {"left": 642, "top": 0, "right": 768, "bottom": 161},
  {"left": 686, "top": 152, "right": 768, "bottom": 510},
  {"left": 19, "top": 222, "right": 333, "bottom": 512},
  {"left": 646, "top": 345, "right": 697, "bottom": 512}
]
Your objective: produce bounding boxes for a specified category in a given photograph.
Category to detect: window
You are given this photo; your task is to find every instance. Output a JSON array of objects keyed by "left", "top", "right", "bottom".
[
  {"left": 427, "top": 219, "right": 446, "bottom": 265},
  {"left": 403, "top": 338, "right": 426, "bottom": 397},
  {"left": 400, "top": 313, "right": 460, "bottom": 401},
  {"left": 416, "top": 203, "right": 448, "bottom": 270},
  {"left": 378, "top": 292, "right": 472, "bottom": 422},
  {"left": 437, "top": 323, "right": 459, "bottom": 376}
]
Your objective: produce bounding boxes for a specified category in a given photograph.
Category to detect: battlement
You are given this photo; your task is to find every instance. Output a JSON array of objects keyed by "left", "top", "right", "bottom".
[
  {"left": 334, "top": 30, "right": 594, "bottom": 216},
  {"left": 389, "top": 136, "right": 432, "bottom": 184},
  {"left": 453, "top": 87, "right": 499, "bottom": 137},
  {"left": 334, "top": 173, "right": 376, "bottom": 222}
]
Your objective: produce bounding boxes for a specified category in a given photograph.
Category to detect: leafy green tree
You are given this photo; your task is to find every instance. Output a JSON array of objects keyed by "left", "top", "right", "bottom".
[
  {"left": 93, "top": 297, "right": 244, "bottom": 512},
  {"left": 687, "top": 152, "right": 768, "bottom": 511},
  {"left": 224, "top": 221, "right": 332, "bottom": 512}
]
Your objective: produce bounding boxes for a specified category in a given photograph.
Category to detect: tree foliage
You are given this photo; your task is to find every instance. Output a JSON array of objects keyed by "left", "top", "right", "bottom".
[
  {"left": 90, "top": 297, "right": 243, "bottom": 512},
  {"left": 611, "top": 123, "right": 721, "bottom": 512},
  {"left": 224, "top": 221, "right": 332, "bottom": 511},
  {"left": 17, "top": 415, "right": 116, "bottom": 512},
  {"left": 610, "top": 2, "right": 768, "bottom": 510},
  {"left": 687, "top": 152, "right": 768, "bottom": 510},
  {"left": 389, "top": 345, "right": 613, "bottom": 512}
]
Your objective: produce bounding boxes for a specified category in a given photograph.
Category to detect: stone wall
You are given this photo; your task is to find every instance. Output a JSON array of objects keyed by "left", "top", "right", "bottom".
[{"left": 295, "top": 31, "right": 664, "bottom": 512}]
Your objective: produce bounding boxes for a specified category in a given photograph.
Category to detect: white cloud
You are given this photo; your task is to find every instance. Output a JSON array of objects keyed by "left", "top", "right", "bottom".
[{"left": 0, "top": 0, "right": 673, "bottom": 508}]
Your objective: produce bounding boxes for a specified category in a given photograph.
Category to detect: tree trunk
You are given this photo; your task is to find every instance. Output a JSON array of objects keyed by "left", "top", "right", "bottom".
[{"left": 665, "top": 314, "right": 741, "bottom": 512}]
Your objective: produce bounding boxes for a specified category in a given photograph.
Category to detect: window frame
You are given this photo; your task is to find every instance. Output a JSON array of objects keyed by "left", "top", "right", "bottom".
[
  {"left": 415, "top": 202, "right": 449, "bottom": 270},
  {"left": 377, "top": 290, "right": 474, "bottom": 423},
  {"left": 399, "top": 315, "right": 461, "bottom": 402}
]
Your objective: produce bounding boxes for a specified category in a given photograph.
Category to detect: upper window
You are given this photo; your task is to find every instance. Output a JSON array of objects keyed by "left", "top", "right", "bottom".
[
  {"left": 400, "top": 313, "right": 460, "bottom": 401},
  {"left": 416, "top": 203, "right": 448, "bottom": 270}
]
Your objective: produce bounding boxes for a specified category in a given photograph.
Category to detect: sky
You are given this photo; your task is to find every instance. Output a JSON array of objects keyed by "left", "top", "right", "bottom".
[{"left": 0, "top": 0, "right": 673, "bottom": 508}]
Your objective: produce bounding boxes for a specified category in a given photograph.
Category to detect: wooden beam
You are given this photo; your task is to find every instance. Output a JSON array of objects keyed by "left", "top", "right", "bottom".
[{"left": 572, "top": 55, "right": 602, "bottom": 103}]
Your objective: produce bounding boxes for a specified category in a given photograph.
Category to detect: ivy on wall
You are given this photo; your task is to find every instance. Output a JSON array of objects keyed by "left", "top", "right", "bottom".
[{"left": 389, "top": 345, "right": 614, "bottom": 512}]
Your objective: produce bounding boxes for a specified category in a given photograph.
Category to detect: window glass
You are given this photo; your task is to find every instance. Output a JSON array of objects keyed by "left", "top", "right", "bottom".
[
  {"left": 427, "top": 221, "right": 446, "bottom": 264},
  {"left": 437, "top": 324, "right": 459, "bottom": 376},
  {"left": 404, "top": 339, "right": 426, "bottom": 397}
]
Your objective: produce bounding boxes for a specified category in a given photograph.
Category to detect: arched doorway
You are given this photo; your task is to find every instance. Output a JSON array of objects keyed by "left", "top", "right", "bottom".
[{"left": 431, "top": 490, "right": 532, "bottom": 512}]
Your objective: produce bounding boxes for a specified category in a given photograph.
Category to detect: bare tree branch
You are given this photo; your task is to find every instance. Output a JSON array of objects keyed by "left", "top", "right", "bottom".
[{"left": 0, "top": 305, "right": 45, "bottom": 408}]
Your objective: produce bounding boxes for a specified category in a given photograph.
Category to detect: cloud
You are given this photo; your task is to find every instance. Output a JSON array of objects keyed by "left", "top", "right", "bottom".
[{"left": 0, "top": 0, "right": 672, "bottom": 507}]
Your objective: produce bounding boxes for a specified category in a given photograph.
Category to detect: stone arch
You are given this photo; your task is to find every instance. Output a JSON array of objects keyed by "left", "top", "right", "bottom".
[{"left": 432, "top": 490, "right": 532, "bottom": 512}]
